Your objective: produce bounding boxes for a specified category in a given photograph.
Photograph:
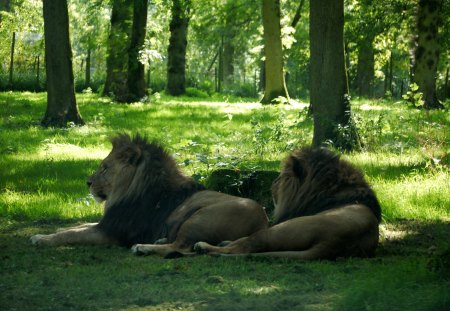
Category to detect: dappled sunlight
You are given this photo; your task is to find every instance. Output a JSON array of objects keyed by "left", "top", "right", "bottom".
[
  {"left": 376, "top": 170, "right": 450, "bottom": 221},
  {"left": 0, "top": 188, "right": 102, "bottom": 220},
  {"left": 38, "top": 142, "right": 108, "bottom": 160}
]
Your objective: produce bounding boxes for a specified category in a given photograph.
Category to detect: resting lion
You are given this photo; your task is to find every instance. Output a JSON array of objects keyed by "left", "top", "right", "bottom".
[
  {"left": 195, "top": 147, "right": 382, "bottom": 260},
  {"left": 31, "top": 134, "right": 269, "bottom": 257}
]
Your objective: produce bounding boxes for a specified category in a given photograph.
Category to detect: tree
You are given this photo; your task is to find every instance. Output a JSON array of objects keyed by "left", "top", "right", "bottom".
[
  {"left": 41, "top": 0, "right": 83, "bottom": 127},
  {"left": 126, "top": 0, "right": 148, "bottom": 102},
  {"left": 166, "top": 0, "right": 190, "bottom": 96},
  {"left": 310, "top": 0, "right": 358, "bottom": 150},
  {"left": 260, "top": 0, "right": 289, "bottom": 104},
  {"left": 412, "top": 0, "right": 444, "bottom": 109},
  {"left": 103, "top": 0, "right": 132, "bottom": 100}
]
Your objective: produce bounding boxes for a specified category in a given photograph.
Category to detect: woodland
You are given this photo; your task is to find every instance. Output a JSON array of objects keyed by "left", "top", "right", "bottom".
[{"left": 0, "top": 0, "right": 449, "bottom": 310}]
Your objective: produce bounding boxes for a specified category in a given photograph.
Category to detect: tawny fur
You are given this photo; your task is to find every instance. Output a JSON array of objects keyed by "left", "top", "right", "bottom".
[
  {"left": 31, "top": 134, "right": 269, "bottom": 257},
  {"left": 194, "top": 147, "right": 382, "bottom": 260}
]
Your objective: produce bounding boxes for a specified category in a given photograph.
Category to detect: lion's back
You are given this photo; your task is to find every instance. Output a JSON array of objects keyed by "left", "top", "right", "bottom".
[{"left": 273, "top": 147, "right": 381, "bottom": 223}]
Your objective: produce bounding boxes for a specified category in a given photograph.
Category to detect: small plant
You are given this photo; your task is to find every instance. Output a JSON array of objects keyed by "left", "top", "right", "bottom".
[
  {"left": 402, "top": 83, "right": 424, "bottom": 108},
  {"left": 354, "top": 112, "right": 386, "bottom": 151}
]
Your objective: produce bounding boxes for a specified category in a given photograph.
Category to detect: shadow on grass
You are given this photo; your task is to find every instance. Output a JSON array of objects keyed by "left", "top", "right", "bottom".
[{"left": 379, "top": 219, "right": 450, "bottom": 257}]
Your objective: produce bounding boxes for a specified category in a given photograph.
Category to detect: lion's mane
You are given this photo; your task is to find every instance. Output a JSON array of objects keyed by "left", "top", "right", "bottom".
[
  {"left": 272, "top": 147, "right": 381, "bottom": 224},
  {"left": 97, "top": 134, "right": 205, "bottom": 247}
]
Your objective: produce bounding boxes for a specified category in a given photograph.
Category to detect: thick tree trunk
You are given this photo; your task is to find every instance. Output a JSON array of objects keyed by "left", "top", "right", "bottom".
[
  {"left": 42, "top": 0, "right": 83, "bottom": 127},
  {"left": 260, "top": 0, "right": 289, "bottom": 104},
  {"left": 166, "top": 0, "right": 190, "bottom": 96},
  {"left": 310, "top": 0, "right": 358, "bottom": 150},
  {"left": 412, "top": 0, "right": 444, "bottom": 109},
  {"left": 222, "top": 41, "right": 234, "bottom": 89},
  {"left": 103, "top": 0, "right": 132, "bottom": 100},
  {"left": 355, "top": 35, "right": 375, "bottom": 97},
  {"left": 126, "top": 0, "right": 148, "bottom": 102}
]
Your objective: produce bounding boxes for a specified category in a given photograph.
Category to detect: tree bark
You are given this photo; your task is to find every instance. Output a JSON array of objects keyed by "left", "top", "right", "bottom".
[
  {"left": 355, "top": 35, "right": 375, "bottom": 97},
  {"left": 126, "top": 0, "right": 148, "bottom": 102},
  {"left": 290, "top": 0, "right": 306, "bottom": 28},
  {"left": 85, "top": 47, "right": 91, "bottom": 88},
  {"left": 260, "top": 0, "right": 289, "bottom": 104},
  {"left": 222, "top": 15, "right": 235, "bottom": 90},
  {"left": 310, "top": 0, "right": 358, "bottom": 150},
  {"left": 8, "top": 31, "right": 15, "bottom": 88},
  {"left": 103, "top": 0, "right": 132, "bottom": 100},
  {"left": 412, "top": 0, "right": 444, "bottom": 109},
  {"left": 35, "top": 55, "right": 40, "bottom": 91},
  {"left": 166, "top": 0, "right": 190, "bottom": 96},
  {"left": 42, "top": 0, "right": 83, "bottom": 127}
]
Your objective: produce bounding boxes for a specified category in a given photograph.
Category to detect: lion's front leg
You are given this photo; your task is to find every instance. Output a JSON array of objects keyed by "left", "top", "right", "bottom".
[
  {"left": 56, "top": 223, "right": 97, "bottom": 232},
  {"left": 131, "top": 243, "right": 183, "bottom": 257},
  {"left": 31, "top": 224, "right": 115, "bottom": 246}
]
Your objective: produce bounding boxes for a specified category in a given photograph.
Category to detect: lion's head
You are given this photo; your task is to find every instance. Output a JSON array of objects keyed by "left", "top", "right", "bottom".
[
  {"left": 271, "top": 147, "right": 381, "bottom": 224},
  {"left": 87, "top": 133, "right": 189, "bottom": 209},
  {"left": 88, "top": 133, "right": 205, "bottom": 246}
]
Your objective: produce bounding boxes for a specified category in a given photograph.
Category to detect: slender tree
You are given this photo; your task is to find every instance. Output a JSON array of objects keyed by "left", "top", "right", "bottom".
[
  {"left": 310, "top": 0, "right": 358, "bottom": 150},
  {"left": 41, "top": 0, "right": 83, "bottom": 127},
  {"left": 166, "top": 0, "right": 190, "bottom": 96},
  {"left": 412, "top": 0, "right": 444, "bottom": 109},
  {"left": 103, "top": 0, "right": 132, "bottom": 100},
  {"left": 260, "top": 0, "right": 289, "bottom": 104},
  {"left": 126, "top": 0, "right": 148, "bottom": 102}
]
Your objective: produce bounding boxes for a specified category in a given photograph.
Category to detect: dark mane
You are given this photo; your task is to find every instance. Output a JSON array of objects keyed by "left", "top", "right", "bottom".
[
  {"left": 272, "top": 147, "right": 381, "bottom": 224},
  {"left": 97, "top": 134, "right": 205, "bottom": 247}
]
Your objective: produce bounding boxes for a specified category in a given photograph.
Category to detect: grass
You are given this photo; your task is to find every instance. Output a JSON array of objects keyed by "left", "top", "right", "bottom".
[{"left": 0, "top": 91, "right": 449, "bottom": 310}]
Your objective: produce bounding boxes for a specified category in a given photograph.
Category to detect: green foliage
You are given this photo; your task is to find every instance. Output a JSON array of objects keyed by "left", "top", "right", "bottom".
[
  {"left": 402, "top": 82, "right": 425, "bottom": 108},
  {"left": 185, "top": 87, "right": 210, "bottom": 98}
]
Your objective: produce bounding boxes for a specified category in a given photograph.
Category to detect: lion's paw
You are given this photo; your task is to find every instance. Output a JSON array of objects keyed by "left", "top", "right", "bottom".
[
  {"left": 193, "top": 242, "right": 210, "bottom": 254},
  {"left": 30, "top": 234, "right": 46, "bottom": 245},
  {"left": 131, "top": 244, "right": 152, "bottom": 256}
]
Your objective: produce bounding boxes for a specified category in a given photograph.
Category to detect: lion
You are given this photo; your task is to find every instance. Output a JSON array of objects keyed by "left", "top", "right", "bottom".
[
  {"left": 194, "top": 147, "right": 382, "bottom": 260},
  {"left": 31, "top": 134, "right": 269, "bottom": 257}
]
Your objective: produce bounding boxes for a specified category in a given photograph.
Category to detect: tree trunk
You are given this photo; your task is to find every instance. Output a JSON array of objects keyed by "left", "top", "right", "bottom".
[
  {"left": 222, "top": 15, "right": 235, "bottom": 90},
  {"left": 85, "top": 47, "right": 91, "bottom": 88},
  {"left": 260, "top": 0, "right": 289, "bottom": 104},
  {"left": 103, "top": 0, "right": 132, "bottom": 100},
  {"left": 41, "top": 0, "right": 83, "bottom": 127},
  {"left": 355, "top": 35, "right": 375, "bottom": 97},
  {"left": 310, "top": 0, "right": 358, "bottom": 150},
  {"left": 35, "top": 55, "right": 40, "bottom": 90},
  {"left": 8, "top": 31, "right": 15, "bottom": 88},
  {"left": 444, "top": 67, "right": 449, "bottom": 100},
  {"left": 222, "top": 40, "right": 234, "bottom": 89},
  {"left": 412, "top": 0, "right": 444, "bottom": 109},
  {"left": 290, "top": 0, "right": 306, "bottom": 28},
  {"left": 126, "top": 0, "right": 148, "bottom": 102},
  {"left": 166, "top": 0, "right": 190, "bottom": 96}
]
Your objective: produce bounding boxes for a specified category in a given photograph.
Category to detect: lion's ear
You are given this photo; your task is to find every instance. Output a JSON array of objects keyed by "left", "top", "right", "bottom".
[
  {"left": 119, "top": 144, "right": 142, "bottom": 165},
  {"left": 291, "top": 156, "right": 304, "bottom": 179}
]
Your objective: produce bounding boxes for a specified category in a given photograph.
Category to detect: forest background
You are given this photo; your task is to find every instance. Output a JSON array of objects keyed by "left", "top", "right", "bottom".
[{"left": 0, "top": 0, "right": 449, "bottom": 310}]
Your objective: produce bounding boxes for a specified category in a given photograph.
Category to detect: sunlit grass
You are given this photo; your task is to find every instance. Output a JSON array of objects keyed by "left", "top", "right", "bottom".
[
  {"left": 0, "top": 92, "right": 449, "bottom": 223},
  {"left": 0, "top": 91, "right": 449, "bottom": 311}
]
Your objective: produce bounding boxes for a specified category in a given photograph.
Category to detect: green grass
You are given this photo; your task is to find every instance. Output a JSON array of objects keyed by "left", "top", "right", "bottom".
[{"left": 0, "top": 91, "right": 449, "bottom": 310}]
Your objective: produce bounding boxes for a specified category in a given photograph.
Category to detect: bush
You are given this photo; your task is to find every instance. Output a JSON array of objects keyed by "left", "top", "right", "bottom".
[{"left": 185, "top": 87, "right": 210, "bottom": 98}]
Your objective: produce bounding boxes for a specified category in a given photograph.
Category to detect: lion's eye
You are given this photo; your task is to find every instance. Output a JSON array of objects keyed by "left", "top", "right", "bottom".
[{"left": 101, "top": 166, "right": 108, "bottom": 174}]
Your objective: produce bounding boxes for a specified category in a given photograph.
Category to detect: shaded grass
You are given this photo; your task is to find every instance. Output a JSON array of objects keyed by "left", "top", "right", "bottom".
[{"left": 0, "top": 92, "right": 449, "bottom": 310}]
